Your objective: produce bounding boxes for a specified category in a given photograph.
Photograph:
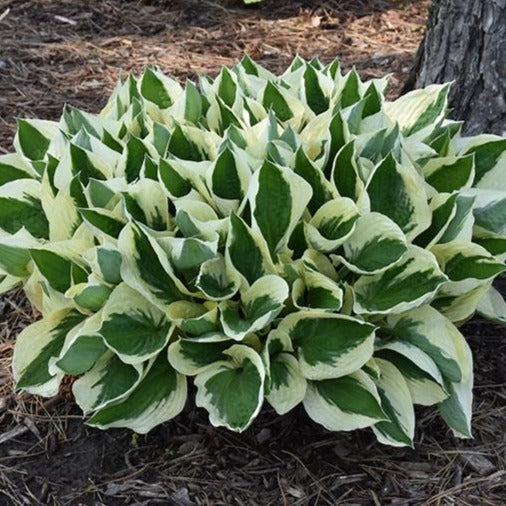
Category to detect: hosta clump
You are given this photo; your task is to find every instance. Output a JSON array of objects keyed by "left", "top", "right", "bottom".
[{"left": 3, "top": 56, "right": 506, "bottom": 446}]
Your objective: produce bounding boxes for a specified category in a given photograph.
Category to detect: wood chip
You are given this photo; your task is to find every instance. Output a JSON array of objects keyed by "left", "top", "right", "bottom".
[
  {"left": 23, "top": 416, "right": 41, "bottom": 440},
  {"left": 54, "top": 15, "right": 77, "bottom": 26},
  {"left": 0, "top": 8, "right": 10, "bottom": 23},
  {"left": 0, "top": 424, "right": 29, "bottom": 445},
  {"left": 287, "top": 486, "right": 305, "bottom": 498},
  {"left": 310, "top": 16, "right": 322, "bottom": 28},
  {"left": 255, "top": 428, "right": 271, "bottom": 445},
  {"left": 461, "top": 453, "right": 496, "bottom": 476}
]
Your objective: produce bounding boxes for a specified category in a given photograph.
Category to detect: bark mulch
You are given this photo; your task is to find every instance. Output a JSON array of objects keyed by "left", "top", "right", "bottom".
[
  {"left": 1, "top": 1, "right": 505, "bottom": 505},
  {"left": 0, "top": 0, "right": 427, "bottom": 149}
]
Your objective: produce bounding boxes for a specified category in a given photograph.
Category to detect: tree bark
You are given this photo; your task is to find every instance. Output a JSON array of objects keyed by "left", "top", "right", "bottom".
[{"left": 406, "top": 0, "right": 506, "bottom": 135}]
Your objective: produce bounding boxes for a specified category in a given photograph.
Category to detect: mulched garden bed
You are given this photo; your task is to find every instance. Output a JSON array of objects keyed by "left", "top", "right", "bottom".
[{"left": 0, "top": 1, "right": 505, "bottom": 505}]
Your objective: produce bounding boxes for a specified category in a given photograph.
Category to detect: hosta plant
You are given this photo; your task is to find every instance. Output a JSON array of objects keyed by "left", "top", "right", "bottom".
[{"left": 3, "top": 56, "right": 506, "bottom": 447}]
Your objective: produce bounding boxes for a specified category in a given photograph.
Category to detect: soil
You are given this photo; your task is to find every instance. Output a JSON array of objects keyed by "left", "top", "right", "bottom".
[
  {"left": 0, "top": 1, "right": 505, "bottom": 505},
  {"left": 0, "top": 0, "right": 428, "bottom": 150}
]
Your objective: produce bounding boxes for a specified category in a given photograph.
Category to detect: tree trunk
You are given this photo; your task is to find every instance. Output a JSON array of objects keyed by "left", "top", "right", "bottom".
[{"left": 406, "top": 0, "right": 506, "bottom": 135}]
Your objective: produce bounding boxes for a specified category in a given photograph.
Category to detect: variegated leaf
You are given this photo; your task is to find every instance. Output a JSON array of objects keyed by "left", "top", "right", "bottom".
[
  {"left": 477, "top": 286, "right": 506, "bottom": 325},
  {"left": 366, "top": 154, "right": 431, "bottom": 240},
  {"left": 13, "top": 310, "right": 86, "bottom": 396},
  {"left": 262, "top": 329, "right": 306, "bottom": 414},
  {"left": 304, "top": 197, "right": 359, "bottom": 253},
  {"left": 195, "top": 345, "right": 265, "bottom": 432},
  {"left": 277, "top": 311, "right": 375, "bottom": 380},
  {"left": 98, "top": 283, "right": 173, "bottom": 364},
  {"left": 372, "top": 358, "right": 415, "bottom": 447},
  {"left": 249, "top": 160, "right": 312, "bottom": 258},
  {"left": 353, "top": 245, "right": 447, "bottom": 314},
  {"left": 375, "top": 340, "right": 447, "bottom": 406},
  {"left": 72, "top": 352, "right": 146, "bottom": 412},
  {"left": 336, "top": 212, "right": 407, "bottom": 274},
  {"left": 220, "top": 275, "right": 288, "bottom": 341},
  {"left": 87, "top": 353, "right": 187, "bottom": 433},
  {"left": 386, "top": 305, "right": 470, "bottom": 383},
  {"left": 303, "top": 370, "right": 385, "bottom": 431}
]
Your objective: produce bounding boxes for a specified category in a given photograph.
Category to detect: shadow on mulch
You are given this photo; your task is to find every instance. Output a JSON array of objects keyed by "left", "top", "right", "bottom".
[
  {"left": 0, "top": 324, "right": 505, "bottom": 506},
  {"left": 1, "top": 280, "right": 504, "bottom": 505}
]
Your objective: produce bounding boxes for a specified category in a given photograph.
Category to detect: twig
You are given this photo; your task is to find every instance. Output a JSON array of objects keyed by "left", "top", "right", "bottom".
[
  {"left": 54, "top": 15, "right": 77, "bottom": 26},
  {"left": 0, "top": 424, "right": 29, "bottom": 445},
  {"left": 0, "top": 8, "right": 10, "bottom": 23}
]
